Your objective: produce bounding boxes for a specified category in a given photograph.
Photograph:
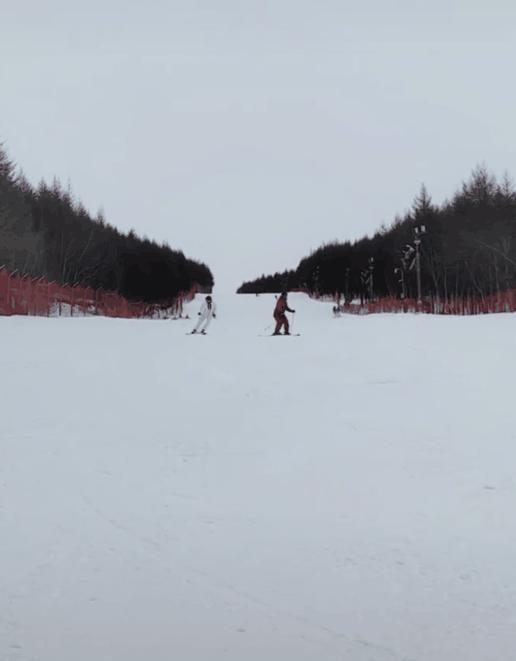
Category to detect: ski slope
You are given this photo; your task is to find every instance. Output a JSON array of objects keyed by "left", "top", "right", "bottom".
[{"left": 1, "top": 293, "right": 515, "bottom": 661}]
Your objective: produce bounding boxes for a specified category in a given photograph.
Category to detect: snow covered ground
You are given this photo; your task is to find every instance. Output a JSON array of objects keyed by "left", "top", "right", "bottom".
[{"left": 1, "top": 292, "right": 515, "bottom": 661}]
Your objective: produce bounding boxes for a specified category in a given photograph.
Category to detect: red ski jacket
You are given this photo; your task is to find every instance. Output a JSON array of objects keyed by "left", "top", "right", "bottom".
[{"left": 274, "top": 297, "right": 294, "bottom": 318}]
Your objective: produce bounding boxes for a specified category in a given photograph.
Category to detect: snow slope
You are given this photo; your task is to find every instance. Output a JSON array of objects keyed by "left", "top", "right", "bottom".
[{"left": 1, "top": 293, "right": 515, "bottom": 661}]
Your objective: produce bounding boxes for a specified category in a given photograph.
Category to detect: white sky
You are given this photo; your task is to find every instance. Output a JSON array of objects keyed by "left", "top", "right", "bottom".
[{"left": 1, "top": 1, "right": 516, "bottom": 289}]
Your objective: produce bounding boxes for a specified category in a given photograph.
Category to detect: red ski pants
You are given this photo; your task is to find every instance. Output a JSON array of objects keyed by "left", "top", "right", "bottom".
[{"left": 274, "top": 314, "right": 289, "bottom": 334}]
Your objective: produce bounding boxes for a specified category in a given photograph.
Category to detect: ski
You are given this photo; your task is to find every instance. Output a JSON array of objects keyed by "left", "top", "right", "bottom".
[{"left": 258, "top": 333, "right": 301, "bottom": 337}]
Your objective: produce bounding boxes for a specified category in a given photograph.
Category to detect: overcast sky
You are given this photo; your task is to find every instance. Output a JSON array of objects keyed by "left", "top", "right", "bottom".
[{"left": 2, "top": 1, "right": 516, "bottom": 289}]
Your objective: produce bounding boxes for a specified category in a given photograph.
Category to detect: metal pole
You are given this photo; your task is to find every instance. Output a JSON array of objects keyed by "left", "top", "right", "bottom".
[
  {"left": 395, "top": 267, "right": 406, "bottom": 299},
  {"left": 368, "top": 258, "right": 374, "bottom": 301},
  {"left": 415, "top": 239, "right": 422, "bottom": 303},
  {"left": 414, "top": 225, "right": 426, "bottom": 305}
]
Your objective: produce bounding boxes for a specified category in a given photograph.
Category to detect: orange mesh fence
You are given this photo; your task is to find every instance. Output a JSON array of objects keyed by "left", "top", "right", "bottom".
[
  {"left": 0, "top": 266, "right": 198, "bottom": 319},
  {"left": 334, "top": 290, "right": 516, "bottom": 315}
]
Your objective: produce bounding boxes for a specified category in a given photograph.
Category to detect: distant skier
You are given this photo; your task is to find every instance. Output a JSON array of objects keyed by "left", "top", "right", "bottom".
[
  {"left": 273, "top": 292, "right": 295, "bottom": 335},
  {"left": 191, "top": 295, "right": 216, "bottom": 334}
]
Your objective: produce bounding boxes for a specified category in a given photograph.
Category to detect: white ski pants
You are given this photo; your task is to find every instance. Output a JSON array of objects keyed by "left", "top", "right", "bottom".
[{"left": 194, "top": 312, "right": 213, "bottom": 332}]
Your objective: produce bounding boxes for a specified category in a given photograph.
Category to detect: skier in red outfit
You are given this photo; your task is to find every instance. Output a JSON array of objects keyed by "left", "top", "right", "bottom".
[{"left": 273, "top": 292, "right": 295, "bottom": 335}]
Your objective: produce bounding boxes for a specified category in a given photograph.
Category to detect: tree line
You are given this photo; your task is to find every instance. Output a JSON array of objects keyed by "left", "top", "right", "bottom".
[
  {"left": 0, "top": 143, "right": 213, "bottom": 303},
  {"left": 238, "top": 167, "right": 516, "bottom": 302}
]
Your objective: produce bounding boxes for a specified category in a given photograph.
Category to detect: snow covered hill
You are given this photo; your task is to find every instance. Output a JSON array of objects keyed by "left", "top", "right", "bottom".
[{"left": 1, "top": 293, "right": 515, "bottom": 661}]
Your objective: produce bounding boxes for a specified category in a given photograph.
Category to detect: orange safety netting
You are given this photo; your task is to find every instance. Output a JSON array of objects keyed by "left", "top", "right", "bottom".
[
  {"left": 336, "top": 290, "right": 516, "bottom": 315},
  {"left": 0, "top": 267, "right": 197, "bottom": 319}
]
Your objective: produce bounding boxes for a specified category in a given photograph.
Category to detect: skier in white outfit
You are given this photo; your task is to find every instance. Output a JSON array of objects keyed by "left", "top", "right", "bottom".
[{"left": 191, "top": 295, "right": 216, "bottom": 334}]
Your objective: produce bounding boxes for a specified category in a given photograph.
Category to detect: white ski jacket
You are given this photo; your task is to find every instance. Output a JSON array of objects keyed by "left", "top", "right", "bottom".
[{"left": 198, "top": 300, "right": 216, "bottom": 320}]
